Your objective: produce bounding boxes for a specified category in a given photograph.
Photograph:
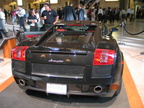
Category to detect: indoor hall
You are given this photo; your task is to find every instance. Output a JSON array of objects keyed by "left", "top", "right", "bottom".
[{"left": 0, "top": 0, "right": 144, "bottom": 108}]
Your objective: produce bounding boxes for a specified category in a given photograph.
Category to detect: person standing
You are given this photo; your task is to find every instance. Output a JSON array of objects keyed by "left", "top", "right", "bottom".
[
  {"left": 83, "top": 6, "right": 88, "bottom": 21},
  {"left": 111, "top": 8, "right": 115, "bottom": 23},
  {"left": 115, "top": 8, "right": 120, "bottom": 22},
  {"left": 11, "top": 9, "right": 17, "bottom": 25},
  {"left": 120, "top": 9, "right": 126, "bottom": 23},
  {"left": 98, "top": 7, "right": 103, "bottom": 22},
  {"left": 0, "top": 8, "right": 8, "bottom": 36},
  {"left": 41, "top": 4, "right": 59, "bottom": 25},
  {"left": 130, "top": 8, "right": 134, "bottom": 22},
  {"left": 91, "top": 8, "right": 95, "bottom": 21},
  {"left": 62, "top": 2, "right": 76, "bottom": 21},
  {"left": 40, "top": 1, "right": 49, "bottom": 24},
  {"left": 77, "top": 4, "right": 85, "bottom": 21},
  {"left": 126, "top": 7, "right": 131, "bottom": 20},
  {"left": 16, "top": 6, "right": 27, "bottom": 31},
  {"left": 4, "top": 9, "right": 8, "bottom": 23},
  {"left": 27, "top": 8, "right": 38, "bottom": 31},
  {"left": 57, "top": 8, "right": 62, "bottom": 20}
]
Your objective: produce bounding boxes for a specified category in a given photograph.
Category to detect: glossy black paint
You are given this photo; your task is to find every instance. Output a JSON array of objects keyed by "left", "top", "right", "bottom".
[{"left": 12, "top": 21, "right": 124, "bottom": 97}]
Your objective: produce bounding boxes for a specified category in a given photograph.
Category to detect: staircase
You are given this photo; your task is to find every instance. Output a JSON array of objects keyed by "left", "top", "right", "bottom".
[{"left": 80, "top": 0, "right": 100, "bottom": 8}]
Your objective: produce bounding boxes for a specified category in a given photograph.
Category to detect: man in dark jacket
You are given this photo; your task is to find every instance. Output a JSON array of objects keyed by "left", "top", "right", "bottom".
[
  {"left": 78, "top": 4, "right": 85, "bottom": 21},
  {"left": 62, "top": 2, "right": 76, "bottom": 21}
]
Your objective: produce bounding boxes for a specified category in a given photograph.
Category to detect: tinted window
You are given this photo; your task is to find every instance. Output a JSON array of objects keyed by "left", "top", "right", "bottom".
[{"left": 48, "top": 33, "right": 93, "bottom": 44}]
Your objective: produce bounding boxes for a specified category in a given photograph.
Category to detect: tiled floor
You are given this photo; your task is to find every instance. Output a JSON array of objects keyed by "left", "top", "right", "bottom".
[
  {"left": 120, "top": 46, "right": 144, "bottom": 103},
  {"left": 0, "top": 50, "right": 12, "bottom": 84},
  {"left": 0, "top": 19, "right": 144, "bottom": 104}
]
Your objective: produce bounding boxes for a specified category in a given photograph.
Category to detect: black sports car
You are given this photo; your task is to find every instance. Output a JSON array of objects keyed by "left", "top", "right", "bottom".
[{"left": 11, "top": 21, "right": 124, "bottom": 97}]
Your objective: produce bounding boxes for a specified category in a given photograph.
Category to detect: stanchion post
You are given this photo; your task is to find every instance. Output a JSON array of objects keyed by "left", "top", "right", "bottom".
[{"left": 119, "top": 21, "right": 125, "bottom": 45}]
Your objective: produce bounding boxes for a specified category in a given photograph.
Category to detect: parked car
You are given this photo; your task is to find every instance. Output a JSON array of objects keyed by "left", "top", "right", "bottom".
[{"left": 11, "top": 21, "right": 124, "bottom": 97}]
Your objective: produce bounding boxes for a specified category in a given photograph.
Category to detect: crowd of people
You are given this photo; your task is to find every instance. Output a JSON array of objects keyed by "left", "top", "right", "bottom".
[{"left": 0, "top": 1, "right": 144, "bottom": 33}]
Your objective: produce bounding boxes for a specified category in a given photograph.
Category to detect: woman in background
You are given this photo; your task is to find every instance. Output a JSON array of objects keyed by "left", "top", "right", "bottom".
[{"left": 27, "top": 8, "right": 38, "bottom": 31}]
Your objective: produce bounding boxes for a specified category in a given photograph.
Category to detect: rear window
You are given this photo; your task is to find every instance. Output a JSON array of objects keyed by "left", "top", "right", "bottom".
[
  {"left": 39, "top": 32, "right": 95, "bottom": 49},
  {"left": 37, "top": 24, "right": 97, "bottom": 48},
  {"left": 48, "top": 33, "right": 93, "bottom": 44}
]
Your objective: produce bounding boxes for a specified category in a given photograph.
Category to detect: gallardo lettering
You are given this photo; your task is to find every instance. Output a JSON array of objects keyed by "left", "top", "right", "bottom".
[{"left": 48, "top": 59, "right": 64, "bottom": 63}]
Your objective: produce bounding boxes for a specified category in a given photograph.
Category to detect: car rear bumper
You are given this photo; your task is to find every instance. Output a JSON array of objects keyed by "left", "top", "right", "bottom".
[
  {"left": 13, "top": 71, "right": 121, "bottom": 97},
  {"left": 20, "top": 85, "right": 116, "bottom": 97}
]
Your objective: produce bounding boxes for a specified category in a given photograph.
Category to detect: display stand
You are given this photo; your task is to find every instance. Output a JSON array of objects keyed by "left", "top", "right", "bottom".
[
  {"left": 118, "top": 21, "right": 125, "bottom": 45},
  {"left": 2, "top": 38, "right": 16, "bottom": 58}
]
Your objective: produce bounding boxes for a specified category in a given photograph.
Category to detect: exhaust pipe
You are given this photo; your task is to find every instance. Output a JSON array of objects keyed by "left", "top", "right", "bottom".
[
  {"left": 18, "top": 79, "right": 26, "bottom": 86},
  {"left": 93, "top": 85, "right": 103, "bottom": 93}
]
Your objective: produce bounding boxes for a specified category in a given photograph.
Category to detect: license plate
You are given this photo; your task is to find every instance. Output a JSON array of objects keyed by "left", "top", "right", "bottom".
[{"left": 46, "top": 83, "right": 67, "bottom": 95}]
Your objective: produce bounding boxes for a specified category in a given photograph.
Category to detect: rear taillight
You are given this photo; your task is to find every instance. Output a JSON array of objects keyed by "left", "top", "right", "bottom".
[
  {"left": 11, "top": 46, "right": 29, "bottom": 61},
  {"left": 93, "top": 49, "right": 115, "bottom": 65}
]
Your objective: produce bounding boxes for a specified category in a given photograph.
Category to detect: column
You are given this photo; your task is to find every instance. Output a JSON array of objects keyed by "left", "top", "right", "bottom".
[
  {"left": 130, "top": 0, "right": 134, "bottom": 9},
  {"left": 119, "top": 0, "right": 126, "bottom": 10}
]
